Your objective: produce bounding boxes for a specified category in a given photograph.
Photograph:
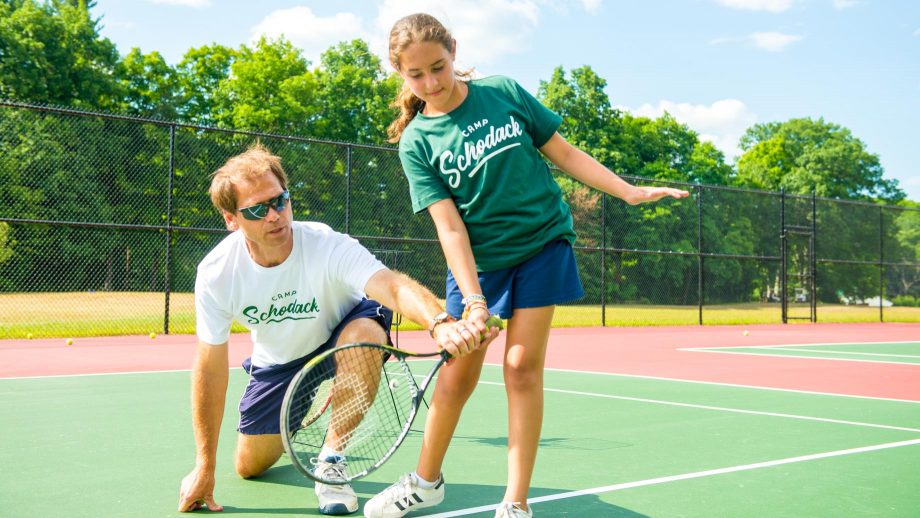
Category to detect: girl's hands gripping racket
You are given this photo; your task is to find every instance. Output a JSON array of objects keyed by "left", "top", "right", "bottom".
[{"left": 280, "top": 315, "right": 503, "bottom": 484}]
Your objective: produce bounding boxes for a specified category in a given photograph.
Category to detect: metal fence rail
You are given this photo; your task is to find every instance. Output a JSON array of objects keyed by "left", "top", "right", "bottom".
[{"left": 0, "top": 100, "right": 917, "bottom": 338}]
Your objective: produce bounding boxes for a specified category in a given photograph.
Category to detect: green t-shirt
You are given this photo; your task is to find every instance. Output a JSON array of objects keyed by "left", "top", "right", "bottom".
[{"left": 399, "top": 75, "right": 576, "bottom": 272}]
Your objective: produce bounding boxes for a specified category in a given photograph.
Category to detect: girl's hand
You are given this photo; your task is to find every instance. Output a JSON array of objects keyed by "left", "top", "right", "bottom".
[
  {"left": 630, "top": 186, "right": 690, "bottom": 204},
  {"left": 467, "top": 305, "right": 500, "bottom": 348}
]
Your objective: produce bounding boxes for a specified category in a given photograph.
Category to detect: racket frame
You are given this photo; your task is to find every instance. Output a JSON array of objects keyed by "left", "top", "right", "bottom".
[{"left": 280, "top": 342, "right": 448, "bottom": 484}]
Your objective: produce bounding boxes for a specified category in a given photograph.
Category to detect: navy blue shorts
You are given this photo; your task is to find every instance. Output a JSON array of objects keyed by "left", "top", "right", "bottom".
[
  {"left": 445, "top": 240, "right": 584, "bottom": 320},
  {"left": 237, "top": 298, "right": 393, "bottom": 435}
]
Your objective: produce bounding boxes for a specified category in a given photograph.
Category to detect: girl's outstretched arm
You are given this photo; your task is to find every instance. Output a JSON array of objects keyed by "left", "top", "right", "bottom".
[{"left": 539, "top": 132, "right": 690, "bottom": 204}]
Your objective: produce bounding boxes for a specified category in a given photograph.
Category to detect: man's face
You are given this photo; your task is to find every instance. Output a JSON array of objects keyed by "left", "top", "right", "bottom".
[{"left": 222, "top": 172, "right": 294, "bottom": 266}]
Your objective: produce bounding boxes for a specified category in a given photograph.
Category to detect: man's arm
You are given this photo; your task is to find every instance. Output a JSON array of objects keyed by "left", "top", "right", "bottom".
[
  {"left": 364, "top": 268, "right": 498, "bottom": 356},
  {"left": 178, "top": 340, "right": 229, "bottom": 512}
]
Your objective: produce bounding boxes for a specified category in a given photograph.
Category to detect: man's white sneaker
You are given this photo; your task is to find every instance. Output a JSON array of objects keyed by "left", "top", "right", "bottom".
[
  {"left": 494, "top": 502, "right": 533, "bottom": 517},
  {"left": 363, "top": 472, "right": 445, "bottom": 518},
  {"left": 314, "top": 456, "right": 358, "bottom": 515}
]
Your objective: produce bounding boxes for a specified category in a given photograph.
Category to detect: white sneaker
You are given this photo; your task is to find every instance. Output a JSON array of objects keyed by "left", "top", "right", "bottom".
[
  {"left": 314, "top": 456, "right": 359, "bottom": 515},
  {"left": 495, "top": 502, "right": 533, "bottom": 517},
  {"left": 363, "top": 472, "right": 445, "bottom": 518}
]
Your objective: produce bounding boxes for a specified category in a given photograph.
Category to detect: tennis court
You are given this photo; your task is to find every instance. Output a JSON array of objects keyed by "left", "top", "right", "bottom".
[{"left": 2, "top": 323, "right": 918, "bottom": 517}]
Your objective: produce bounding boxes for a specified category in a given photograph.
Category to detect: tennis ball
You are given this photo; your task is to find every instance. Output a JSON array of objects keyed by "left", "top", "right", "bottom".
[
  {"left": 743, "top": 330, "right": 749, "bottom": 336},
  {"left": 26, "top": 333, "right": 33, "bottom": 340},
  {"left": 149, "top": 332, "right": 157, "bottom": 339},
  {"left": 388, "top": 379, "right": 400, "bottom": 390},
  {"left": 65, "top": 338, "right": 73, "bottom": 345}
]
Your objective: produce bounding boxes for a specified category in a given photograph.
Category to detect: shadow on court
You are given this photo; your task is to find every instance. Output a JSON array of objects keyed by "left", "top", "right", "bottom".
[{"left": 230, "top": 464, "right": 648, "bottom": 517}]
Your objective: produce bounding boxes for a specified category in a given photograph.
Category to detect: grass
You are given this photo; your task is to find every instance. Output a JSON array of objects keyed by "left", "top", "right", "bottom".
[{"left": 0, "top": 292, "right": 917, "bottom": 339}]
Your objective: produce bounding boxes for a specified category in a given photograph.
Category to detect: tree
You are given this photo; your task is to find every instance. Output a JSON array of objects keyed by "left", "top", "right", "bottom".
[
  {"left": 538, "top": 66, "right": 620, "bottom": 167},
  {"left": 312, "top": 40, "right": 399, "bottom": 145},
  {"left": 736, "top": 118, "right": 904, "bottom": 202},
  {"left": 211, "top": 36, "right": 318, "bottom": 135},
  {"left": 174, "top": 44, "right": 238, "bottom": 126},
  {"left": 0, "top": 0, "right": 120, "bottom": 108},
  {"left": 116, "top": 48, "right": 181, "bottom": 119}
]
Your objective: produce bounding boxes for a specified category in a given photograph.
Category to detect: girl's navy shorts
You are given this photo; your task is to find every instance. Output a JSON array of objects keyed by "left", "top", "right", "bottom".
[{"left": 445, "top": 239, "right": 584, "bottom": 319}]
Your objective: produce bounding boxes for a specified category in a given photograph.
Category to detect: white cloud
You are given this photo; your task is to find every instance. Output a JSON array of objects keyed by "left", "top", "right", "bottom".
[
  {"left": 714, "top": 0, "right": 795, "bottom": 12},
  {"left": 250, "top": 8, "right": 370, "bottom": 65},
  {"left": 709, "top": 32, "right": 802, "bottom": 52},
  {"left": 146, "top": 0, "right": 211, "bottom": 6},
  {"left": 374, "top": 0, "right": 541, "bottom": 67},
  {"left": 750, "top": 31, "right": 802, "bottom": 51},
  {"left": 581, "top": 0, "right": 603, "bottom": 14},
  {"left": 625, "top": 99, "right": 757, "bottom": 160},
  {"left": 832, "top": 0, "right": 859, "bottom": 9}
]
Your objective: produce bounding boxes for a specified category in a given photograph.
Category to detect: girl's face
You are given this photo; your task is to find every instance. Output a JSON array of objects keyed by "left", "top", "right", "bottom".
[{"left": 397, "top": 40, "right": 464, "bottom": 115}]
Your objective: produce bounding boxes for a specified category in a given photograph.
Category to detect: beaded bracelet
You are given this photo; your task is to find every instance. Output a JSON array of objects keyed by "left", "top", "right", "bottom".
[{"left": 461, "top": 294, "right": 487, "bottom": 307}]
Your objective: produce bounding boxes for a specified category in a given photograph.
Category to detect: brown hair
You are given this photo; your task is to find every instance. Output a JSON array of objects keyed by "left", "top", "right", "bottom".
[
  {"left": 209, "top": 142, "right": 289, "bottom": 213},
  {"left": 386, "top": 13, "right": 472, "bottom": 143}
]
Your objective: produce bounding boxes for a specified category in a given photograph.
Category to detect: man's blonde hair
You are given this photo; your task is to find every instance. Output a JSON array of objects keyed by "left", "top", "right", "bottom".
[{"left": 209, "top": 143, "right": 289, "bottom": 214}]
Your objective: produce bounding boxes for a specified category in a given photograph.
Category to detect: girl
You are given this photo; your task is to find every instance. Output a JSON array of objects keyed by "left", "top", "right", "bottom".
[{"left": 364, "top": 13, "right": 689, "bottom": 518}]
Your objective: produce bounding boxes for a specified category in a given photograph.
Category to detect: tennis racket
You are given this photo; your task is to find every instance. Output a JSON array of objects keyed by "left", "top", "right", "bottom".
[{"left": 280, "top": 314, "right": 503, "bottom": 484}]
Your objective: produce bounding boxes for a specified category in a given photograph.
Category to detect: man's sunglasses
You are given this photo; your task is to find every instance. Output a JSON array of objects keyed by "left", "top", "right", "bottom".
[{"left": 238, "top": 190, "right": 290, "bottom": 220}]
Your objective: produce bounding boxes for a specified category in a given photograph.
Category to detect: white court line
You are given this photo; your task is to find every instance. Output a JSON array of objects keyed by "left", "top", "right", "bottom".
[
  {"left": 689, "top": 340, "right": 920, "bottom": 349},
  {"left": 0, "top": 366, "right": 246, "bottom": 380},
  {"left": 535, "top": 365, "right": 920, "bottom": 405},
  {"left": 475, "top": 381, "right": 920, "bottom": 433},
  {"left": 746, "top": 347, "right": 920, "bottom": 359},
  {"left": 7, "top": 363, "right": 920, "bottom": 406},
  {"left": 420, "top": 438, "right": 920, "bottom": 517},
  {"left": 679, "top": 348, "right": 912, "bottom": 366}
]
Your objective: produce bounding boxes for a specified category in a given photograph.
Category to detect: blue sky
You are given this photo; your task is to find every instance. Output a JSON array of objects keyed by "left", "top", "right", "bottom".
[{"left": 94, "top": 0, "right": 920, "bottom": 200}]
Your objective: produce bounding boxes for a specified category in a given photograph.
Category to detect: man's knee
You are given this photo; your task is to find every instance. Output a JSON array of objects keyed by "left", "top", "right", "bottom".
[
  {"left": 235, "top": 434, "right": 283, "bottom": 479},
  {"left": 337, "top": 317, "right": 387, "bottom": 346}
]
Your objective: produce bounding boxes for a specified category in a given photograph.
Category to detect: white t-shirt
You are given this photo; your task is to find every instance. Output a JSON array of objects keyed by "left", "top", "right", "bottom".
[{"left": 195, "top": 221, "right": 386, "bottom": 368}]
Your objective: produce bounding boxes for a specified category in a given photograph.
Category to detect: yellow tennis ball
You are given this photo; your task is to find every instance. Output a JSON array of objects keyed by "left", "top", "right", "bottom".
[
  {"left": 743, "top": 330, "right": 749, "bottom": 336},
  {"left": 66, "top": 338, "right": 73, "bottom": 345},
  {"left": 149, "top": 332, "right": 157, "bottom": 339},
  {"left": 26, "top": 333, "right": 33, "bottom": 340}
]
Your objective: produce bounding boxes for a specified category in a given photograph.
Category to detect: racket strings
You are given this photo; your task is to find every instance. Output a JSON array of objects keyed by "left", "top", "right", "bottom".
[{"left": 286, "top": 348, "right": 417, "bottom": 480}]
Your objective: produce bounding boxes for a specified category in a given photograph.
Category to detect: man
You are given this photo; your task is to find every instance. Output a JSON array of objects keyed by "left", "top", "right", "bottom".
[{"left": 178, "top": 144, "right": 497, "bottom": 515}]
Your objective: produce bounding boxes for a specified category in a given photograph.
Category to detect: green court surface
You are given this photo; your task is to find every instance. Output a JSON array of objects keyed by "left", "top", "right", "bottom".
[
  {"left": 2, "top": 361, "right": 918, "bottom": 517},
  {"left": 691, "top": 341, "right": 920, "bottom": 365}
]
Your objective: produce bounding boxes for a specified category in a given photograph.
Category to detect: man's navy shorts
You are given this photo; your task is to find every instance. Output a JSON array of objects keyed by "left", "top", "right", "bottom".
[
  {"left": 237, "top": 298, "right": 392, "bottom": 435},
  {"left": 445, "top": 239, "right": 584, "bottom": 319}
]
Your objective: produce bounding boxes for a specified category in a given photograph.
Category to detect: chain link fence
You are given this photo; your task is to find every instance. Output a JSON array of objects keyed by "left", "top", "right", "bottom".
[{"left": 1, "top": 100, "right": 918, "bottom": 338}]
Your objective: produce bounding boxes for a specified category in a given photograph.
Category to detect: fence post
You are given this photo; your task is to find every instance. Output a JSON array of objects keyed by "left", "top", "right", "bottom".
[
  {"left": 879, "top": 206, "right": 884, "bottom": 322},
  {"left": 345, "top": 144, "right": 352, "bottom": 234},
  {"left": 163, "top": 125, "right": 176, "bottom": 335},
  {"left": 780, "top": 188, "right": 786, "bottom": 323},
  {"left": 601, "top": 193, "right": 607, "bottom": 327},
  {"left": 697, "top": 183, "right": 703, "bottom": 325},
  {"left": 811, "top": 191, "right": 817, "bottom": 322}
]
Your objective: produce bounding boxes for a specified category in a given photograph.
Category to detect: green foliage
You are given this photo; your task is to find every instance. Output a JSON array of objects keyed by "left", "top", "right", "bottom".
[
  {"left": 892, "top": 295, "right": 918, "bottom": 307},
  {"left": 737, "top": 118, "right": 904, "bottom": 202},
  {"left": 0, "top": 0, "right": 120, "bottom": 108},
  {"left": 0, "top": 222, "right": 12, "bottom": 265},
  {"left": 116, "top": 48, "right": 181, "bottom": 119},
  {"left": 211, "top": 37, "right": 317, "bottom": 134},
  {"left": 538, "top": 66, "right": 620, "bottom": 166},
  {"left": 311, "top": 40, "right": 399, "bottom": 145}
]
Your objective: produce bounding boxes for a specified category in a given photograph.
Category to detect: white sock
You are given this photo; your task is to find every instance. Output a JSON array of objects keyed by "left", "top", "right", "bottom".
[
  {"left": 411, "top": 471, "right": 438, "bottom": 489},
  {"left": 320, "top": 446, "right": 342, "bottom": 461}
]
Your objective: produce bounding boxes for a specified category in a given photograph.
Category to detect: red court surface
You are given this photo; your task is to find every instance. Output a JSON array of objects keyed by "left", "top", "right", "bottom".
[{"left": 2, "top": 322, "right": 918, "bottom": 401}]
